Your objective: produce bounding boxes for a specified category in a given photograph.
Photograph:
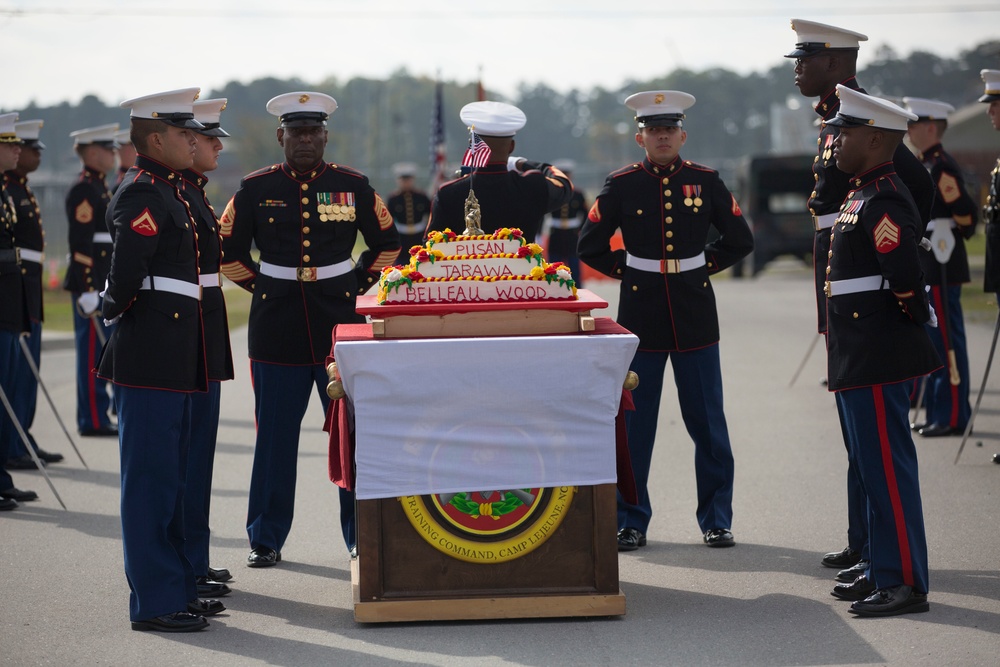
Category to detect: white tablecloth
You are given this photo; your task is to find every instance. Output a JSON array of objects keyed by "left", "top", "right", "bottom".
[{"left": 335, "top": 331, "right": 638, "bottom": 500}]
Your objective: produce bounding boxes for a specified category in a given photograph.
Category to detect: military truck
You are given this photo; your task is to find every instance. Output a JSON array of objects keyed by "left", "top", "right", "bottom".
[{"left": 731, "top": 154, "right": 815, "bottom": 277}]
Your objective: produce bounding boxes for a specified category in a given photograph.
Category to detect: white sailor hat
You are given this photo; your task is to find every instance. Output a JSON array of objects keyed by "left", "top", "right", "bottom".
[
  {"left": 267, "top": 92, "right": 337, "bottom": 127},
  {"left": 625, "top": 91, "right": 696, "bottom": 128},
  {"left": 459, "top": 101, "right": 526, "bottom": 137},
  {"left": 193, "top": 98, "right": 231, "bottom": 138},
  {"left": 980, "top": 69, "right": 1000, "bottom": 103},
  {"left": 392, "top": 162, "right": 418, "bottom": 178},
  {"left": 114, "top": 129, "right": 133, "bottom": 146},
  {"left": 14, "top": 119, "right": 45, "bottom": 150},
  {"left": 785, "top": 18, "right": 868, "bottom": 58},
  {"left": 120, "top": 87, "right": 203, "bottom": 129},
  {"left": 0, "top": 112, "right": 18, "bottom": 144},
  {"left": 902, "top": 97, "right": 955, "bottom": 122},
  {"left": 827, "top": 85, "right": 917, "bottom": 132},
  {"left": 69, "top": 123, "right": 120, "bottom": 147}
]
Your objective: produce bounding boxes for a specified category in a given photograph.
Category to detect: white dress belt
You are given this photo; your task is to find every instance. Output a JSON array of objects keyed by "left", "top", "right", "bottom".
[
  {"left": 626, "top": 251, "right": 706, "bottom": 274},
  {"left": 824, "top": 275, "right": 889, "bottom": 298},
  {"left": 395, "top": 221, "right": 424, "bottom": 235},
  {"left": 199, "top": 273, "right": 222, "bottom": 288},
  {"left": 140, "top": 275, "right": 202, "bottom": 300},
  {"left": 258, "top": 259, "right": 352, "bottom": 282},
  {"left": 547, "top": 214, "right": 584, "bottom": 230},
  {"left": 16, "top": 248, "right": 43, "bottom": 264},
  {"left": 925, "top": 217, "right": 957, "bottom": 232},
  {"left": 813, "top": 213, "right": 838, "bottom": 231},
  {"left": 93, "top": 232, "right": 113, "bottom": 244}
]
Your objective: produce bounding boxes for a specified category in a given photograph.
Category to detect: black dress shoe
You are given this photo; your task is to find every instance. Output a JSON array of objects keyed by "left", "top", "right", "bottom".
[
  {"left": 704, "top": 528, "right": 735, "bottom": 548},
  {"left": 0, "top": 498, "right": 18, "bottom": 511},
  {"left": 247, "top": 546, "right": 281, "bottom": 567},
  {"left": 207, "top": 567, "right": 232, "bottom": 582},
  {"left": 131, "top": 611, "right": 208, "bottom": 632},
  {"left": 349, "top": 545, "right": 358, "bottom": 559},
  {"left": 836, "top": 560, "right": 869, "bottom": 583},
  {"left": 822, "top": 546, "right": 862, "bottom": 568},
  {"left": 187, "top": 599, "right": 226, "bottom": 616},
  {"left": 5, "top": 455, "right": 43, "bottom": 470},
  {"left": 34, "top": 448, "right": 64, "bottom": 463},
  {"left": 910, "top": 421, "right": 928, "bottom": 432},
  {"left": 831, "top": 575, "right": 877, "bottom": 601},
  {"left": 1, "top": 487, "right": 39, "bottom": 502},
  {"left": 849, "top": 585, "right": 929, "bottom": 617},
  {"left": 195, "top": 577, "right": 231, "bottom": 597},
  {"left": 79, "top": 425, "right": 118, "bottom": 437},
  {"left": 617, "top": 527, "right": 646, "bottom": 552},
  {"left": 918, "top": 423, "right": 962, "bottom": 438}
]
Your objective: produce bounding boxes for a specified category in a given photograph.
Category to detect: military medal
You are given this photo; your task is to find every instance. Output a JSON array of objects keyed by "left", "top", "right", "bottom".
[{"left": 822, "top": 134, "right": 834, "bottom": 162}]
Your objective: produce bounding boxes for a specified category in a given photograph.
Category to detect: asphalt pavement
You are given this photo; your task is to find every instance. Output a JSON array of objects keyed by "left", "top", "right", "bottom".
[{"left": 3, "top": 261, "right": 999, "bottom": 666}]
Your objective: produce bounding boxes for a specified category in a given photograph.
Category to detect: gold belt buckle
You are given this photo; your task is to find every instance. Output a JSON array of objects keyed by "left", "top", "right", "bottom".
[
  {"left": 297, "top": 267, "right": 317, "bottom": 282},
  {"left": 823, "top": 280, "right": 832, "bottom": 298},
  {"left": 662, "top": 259, "right": 680, "bottom": 274}
]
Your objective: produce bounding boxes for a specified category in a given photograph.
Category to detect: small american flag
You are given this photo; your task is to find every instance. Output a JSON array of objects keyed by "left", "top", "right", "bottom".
[{"left": 461, "top": 131, "right": 491, "bottom": 169}]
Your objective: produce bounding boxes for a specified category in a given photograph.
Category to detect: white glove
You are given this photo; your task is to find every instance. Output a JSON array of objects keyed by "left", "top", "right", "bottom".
[
  {"left": 77, "top": 291, "right": 100, "bottom": 316},
  {"left": 507, "top": 156, "right": 525, "bottom": 172},
  {"left": 927, "top": 302, "right": 938, "bottom": 328}
]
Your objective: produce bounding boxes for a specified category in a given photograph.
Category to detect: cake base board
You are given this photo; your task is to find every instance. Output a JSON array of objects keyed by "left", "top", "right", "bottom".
[{"left": 357, "top": 289, "right": 608, "bottom": 339}]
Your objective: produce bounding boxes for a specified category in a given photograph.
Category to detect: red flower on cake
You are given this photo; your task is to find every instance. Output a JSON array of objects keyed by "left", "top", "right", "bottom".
[
  {"left": 408, "top": 271, "right": 424, "bottom": 280},
  {"left": 408, "top": 246, "right": 421, "bottom": 256},
  {"left": 543, "top": 263, "right": 561, "bottom": 275},
  {"left": 416, "top": 249, "right": 431, "bottom": 263},
  {"left": 516, "top": 247, "right": 532, "bottom": 258},
  {"left": 511, "top": 229, "right": 523, "bottom": 240},
  {"left": 444, "top": 230, "right": 457, "bottom": 240}
]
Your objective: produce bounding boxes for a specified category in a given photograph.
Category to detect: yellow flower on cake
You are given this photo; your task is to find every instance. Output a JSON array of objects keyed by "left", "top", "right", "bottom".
[
  {"left": 527, "top": 243, "right": 543, "bottom": 257},
  {"left": 530, "top": 266, "right": 545, "bottom": 279}
]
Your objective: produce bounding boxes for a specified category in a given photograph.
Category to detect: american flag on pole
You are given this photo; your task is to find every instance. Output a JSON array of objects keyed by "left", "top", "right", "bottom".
[
  {"left": 429, "top": 80, "right": 448, "bottom": 195},
  {"left": 461, "top": 130, "right": 491, "bottom": 169}
]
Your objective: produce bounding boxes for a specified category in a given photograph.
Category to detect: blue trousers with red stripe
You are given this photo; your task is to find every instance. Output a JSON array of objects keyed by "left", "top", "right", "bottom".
[
  {"left": 71, "top": 300, "right": 115, "bottom": 432},
  {"left": 116, "top": 385, "right": 197, "bottom": 622},
  {"left": 923, "top": 285, "right": 971, "bottom": 430},
  {"left": 618, "top": 346, "right": 735, "bottom": 535},
  {"left": 836, "top": 381, "right": 928, "bottom": 593},
  {"left": 247, "top": 361, "right": 356, "bottom": 554}
]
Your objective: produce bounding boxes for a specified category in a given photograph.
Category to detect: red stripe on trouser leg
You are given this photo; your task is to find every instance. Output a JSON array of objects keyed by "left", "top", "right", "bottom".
[
  {"left": 872, "top": 385, "right": 915, "bottom": 587},
  {"left": 87, "top": 320, "right": 100, "bottom": 428}
]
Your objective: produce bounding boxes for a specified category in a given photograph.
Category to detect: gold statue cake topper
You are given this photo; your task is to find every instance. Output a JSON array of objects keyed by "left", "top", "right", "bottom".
[{"left": 463, "top": 187, "right": 484, "bottom": 236}]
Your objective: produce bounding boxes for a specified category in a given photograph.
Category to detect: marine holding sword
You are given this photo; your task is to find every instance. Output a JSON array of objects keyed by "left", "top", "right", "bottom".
[{"left": 903, "top": 97, "right": 979, "bottom": 439}]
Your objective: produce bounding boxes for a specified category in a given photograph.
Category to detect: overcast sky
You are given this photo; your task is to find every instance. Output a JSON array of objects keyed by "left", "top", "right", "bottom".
[{"left": 2, "top": 0, "right": 997, "bottom": 110}]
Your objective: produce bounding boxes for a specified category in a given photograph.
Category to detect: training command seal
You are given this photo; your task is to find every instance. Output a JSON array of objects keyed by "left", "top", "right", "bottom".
[{"left": 399, "top": 486, "right": 576, "bottom": 564}]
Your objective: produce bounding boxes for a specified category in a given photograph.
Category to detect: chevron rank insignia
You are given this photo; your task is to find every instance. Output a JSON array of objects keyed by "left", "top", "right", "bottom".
[
  {"left": 130, "top": 208, "right": 159, "bottom": 237},
  {"left": 873, "top": 215, "right": 900, "bottom": 253}
]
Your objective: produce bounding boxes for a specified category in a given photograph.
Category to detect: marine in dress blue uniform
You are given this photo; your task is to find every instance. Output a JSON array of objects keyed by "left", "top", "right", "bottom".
[
  {"left": 823, "top": 86, "right": 938, "bottom": 616},
  {"left": 903, "top": 97, "right": 979, "bottom": 438},
  {"left": 786, "top": 18, "right": 935, "bottom": 575},
  {"left": 5, "top": 119, "right": 64, "bottom": 466},
  {"left": 64, "top": 123, "right": 119, "bottom": 438},
  {"left": 387, "top": 162, "right": 432, "bottom": 265},
  {"left": 578, "top": 91, "right": 753, "bottom": 550},
  {"left": 220, "top": 92, "right": 400, "bottom": 567},
  {"left": 0, "top": 111, "right": 40, "bottom": 511},
  {"left": 543, "top": 160, "right": 587, "bottom": 287},
  {"left": 979, "top": 71, "right": 1000, "bottom": 304},
  {"left": 425, "top": 101, "right": 573, "bottom": 241},
  {"left": 98, "top": 88, "right": 220, "bottom": 632},
  {"left": 181, "top": 99, "right": 236, "bottom": 590}
]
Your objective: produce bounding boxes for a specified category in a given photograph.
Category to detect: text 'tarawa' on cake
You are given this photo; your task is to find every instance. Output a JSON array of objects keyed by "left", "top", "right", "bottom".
[{"left": 377, "top": 228, "right": 579, "bottom": 305}]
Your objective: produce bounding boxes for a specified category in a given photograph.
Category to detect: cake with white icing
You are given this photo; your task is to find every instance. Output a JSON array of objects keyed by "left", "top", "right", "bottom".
[{"left": 377, "top": 228, "right": 578, "bottom": 305}]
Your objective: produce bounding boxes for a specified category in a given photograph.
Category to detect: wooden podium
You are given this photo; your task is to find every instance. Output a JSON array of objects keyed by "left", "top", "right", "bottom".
[{"left": 329, "top": 291, "right": 637, "bottom": 623}]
